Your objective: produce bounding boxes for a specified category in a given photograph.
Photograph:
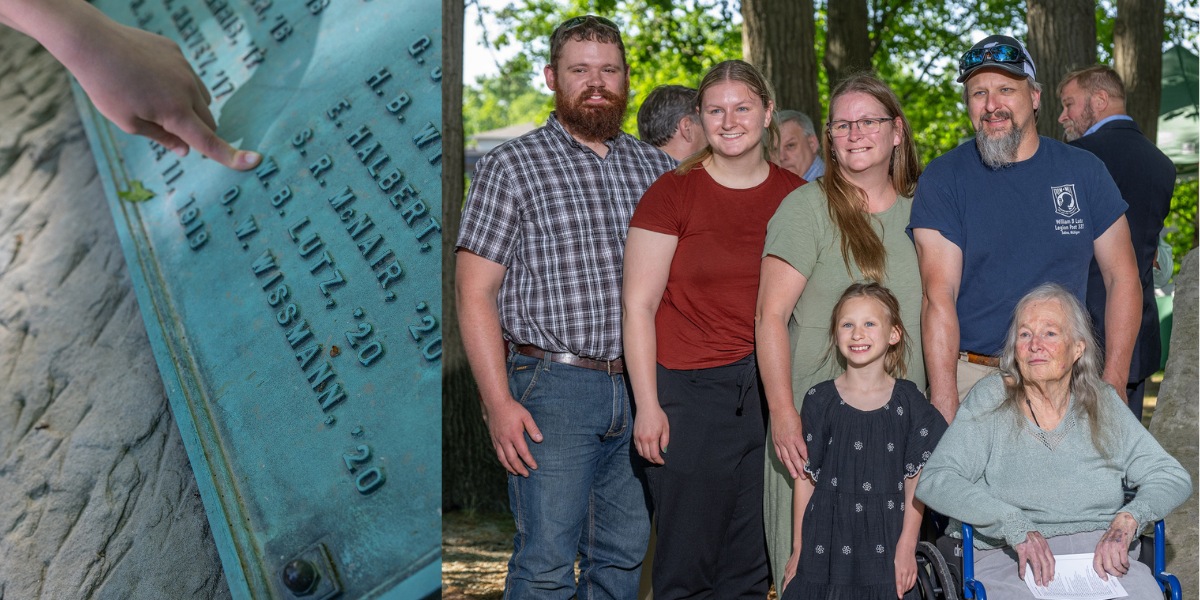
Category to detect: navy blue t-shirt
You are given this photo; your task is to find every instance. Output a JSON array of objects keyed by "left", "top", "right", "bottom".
[{"left": 907, "top": 137, "right": 1126, "bottom": 355}]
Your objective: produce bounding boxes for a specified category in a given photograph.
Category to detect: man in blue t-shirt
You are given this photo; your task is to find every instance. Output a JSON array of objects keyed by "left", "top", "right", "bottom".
[{"left": 908, "top": 35, "right": 1141, "bottom": 423}]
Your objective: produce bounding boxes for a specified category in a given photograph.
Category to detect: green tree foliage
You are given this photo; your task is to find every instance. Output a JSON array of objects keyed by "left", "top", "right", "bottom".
[
  {"left": 467, "top": 0, "right": 1196, "bottom": 162},
  {"left": 463, "top": 54, "right": 552, "bottom": 136},
  {"left": 1165, "top": 179, "right": 1198, "bottom": 274},
  {"left": 466, "top": 0, "right": 741, "bottom": 136}
]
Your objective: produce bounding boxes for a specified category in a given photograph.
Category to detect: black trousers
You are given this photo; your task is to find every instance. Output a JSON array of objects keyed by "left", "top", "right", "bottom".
[{"left": 646, "top": 355, "right": 769, "bottom": 600}]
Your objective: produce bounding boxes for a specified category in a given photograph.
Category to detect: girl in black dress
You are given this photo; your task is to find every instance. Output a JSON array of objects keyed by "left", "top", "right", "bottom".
[{"left": 781, "top": 283, "right": 946, "bottom": 600}]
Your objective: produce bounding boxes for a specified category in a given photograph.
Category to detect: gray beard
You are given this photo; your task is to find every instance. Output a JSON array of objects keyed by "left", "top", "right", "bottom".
[{"left": 976, "top": 126, "right": 1023, "bottom": 169}]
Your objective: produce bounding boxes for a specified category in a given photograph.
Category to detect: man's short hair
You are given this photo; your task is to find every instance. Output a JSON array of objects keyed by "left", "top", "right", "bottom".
[
  {"left": 1059, "top": 65, "right": 1126, "bottom": 102},
  {"left": 637, "top": 85, "right": 698, "bottom": 147},
  {"left": 549, "top": 15, "right": 626, "bottom": 70},
  {"left": 776, "top": 110, "right": 817, "bottom": 136}
]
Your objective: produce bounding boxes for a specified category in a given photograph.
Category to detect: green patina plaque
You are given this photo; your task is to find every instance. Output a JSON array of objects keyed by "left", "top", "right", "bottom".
[{"left": 71, "top": 0, "right": 441, "bottom": 597}]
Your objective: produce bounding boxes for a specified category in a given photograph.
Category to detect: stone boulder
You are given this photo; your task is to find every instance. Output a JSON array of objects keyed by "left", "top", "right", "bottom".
[
  {"left": 0, "top": 28, "right": 228, "bottom": 599},
  {"left": 1150, "top": 248, "right": 1198, "bottom": 596}
]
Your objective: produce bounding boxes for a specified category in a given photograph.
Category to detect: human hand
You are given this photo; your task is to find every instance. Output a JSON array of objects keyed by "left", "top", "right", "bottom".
[
  {"left": 930, "top": 389, "right": 958, "bottom": 424},
  {"left": 781, "top": 547, "right": 800, "bottom": 592},
  {"left": 50, "top": 4, "right": 260, "bottom": 170},
  {"left": 633, "top": 403, "right": 669, "bottom": 465},
  {"left": 480, "top": 394, "right": 543, "bottom": 477},
  {"left": 770, "top": 408, "right": 808, "bottom": 479},
  {"left": 1093, "top": 513, "right": 1137, "bottom": 579},
  {"left": 1015, "top": 530, "right": 1055, "bottom": 587},
  {"left": 895, "top": 542, "right": 917, "bottom": 597}
]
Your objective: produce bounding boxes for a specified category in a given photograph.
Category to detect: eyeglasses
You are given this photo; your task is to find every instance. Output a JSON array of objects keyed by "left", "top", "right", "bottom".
[
  {"left": 958, "top": 44, "right": 1027, "bottom": 78},
  {"left": 554, "top": 15, "right": 620, "bottom": 37},
  {"left": 827, "top": 117, "right": 894, "bottom": 138}
]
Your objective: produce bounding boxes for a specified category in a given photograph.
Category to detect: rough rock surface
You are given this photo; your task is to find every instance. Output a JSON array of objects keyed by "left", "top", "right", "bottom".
[
  {"left": 1150, "top": 248, "right": 1198, "bottom": 596},
  {"left": 0, "top": 28, "right": 229, "bottom": 599}
]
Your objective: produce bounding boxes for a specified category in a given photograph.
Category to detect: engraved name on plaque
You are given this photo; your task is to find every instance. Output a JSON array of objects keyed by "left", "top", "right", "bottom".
[{"left": 72, "top": 1, "right": 440, "bottom": 597}]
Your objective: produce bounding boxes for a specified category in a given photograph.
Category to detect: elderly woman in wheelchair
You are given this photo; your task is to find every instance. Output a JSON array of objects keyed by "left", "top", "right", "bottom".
[{"left": 916, "top": 283, "right": 1191, "bottom": 599}]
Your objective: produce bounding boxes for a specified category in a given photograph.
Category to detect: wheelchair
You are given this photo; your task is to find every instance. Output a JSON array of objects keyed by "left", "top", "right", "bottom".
[{"left": 911, "top": 520, "right": 1182, "bottom": 600}]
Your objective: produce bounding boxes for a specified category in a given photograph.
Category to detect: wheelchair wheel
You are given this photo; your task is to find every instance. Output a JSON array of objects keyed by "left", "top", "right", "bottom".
[{"left": 915, "top": 540, "right": 960, "bottom": 600}]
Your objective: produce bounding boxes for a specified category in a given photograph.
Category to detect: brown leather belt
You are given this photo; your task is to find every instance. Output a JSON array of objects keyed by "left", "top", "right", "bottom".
[
  {"left": 960, "top": 351, "right": 1000, "bottom": 368},
  {"left": 512, "top": 344, "right": 625, "bottom": 374}
]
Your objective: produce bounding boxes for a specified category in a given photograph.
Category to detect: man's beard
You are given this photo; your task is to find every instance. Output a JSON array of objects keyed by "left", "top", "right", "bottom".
[
  {"left": 975, "top": 109, "right": 1025, "bottom": 169},
  {"left": 1062, "top": 102, "right": 1095, "bottom": 142},
  {"left": 555, "top": 85, "right": 628, "bottom": 143}
]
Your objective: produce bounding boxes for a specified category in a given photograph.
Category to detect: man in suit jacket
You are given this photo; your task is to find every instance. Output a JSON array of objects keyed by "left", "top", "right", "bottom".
[{"left": 1058, "top": 65, "right": 1176, "bottom": 421}]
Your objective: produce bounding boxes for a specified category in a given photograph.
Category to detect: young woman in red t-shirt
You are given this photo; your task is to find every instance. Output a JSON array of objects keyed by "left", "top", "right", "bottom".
[{"left": 622, "top": 59, "right": 803, "bottom": 598}]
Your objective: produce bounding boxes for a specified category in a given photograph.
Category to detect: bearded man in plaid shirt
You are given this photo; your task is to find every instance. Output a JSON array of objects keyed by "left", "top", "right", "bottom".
[{"left": 455, "top": 15, "right": 675, "bottom": 600}]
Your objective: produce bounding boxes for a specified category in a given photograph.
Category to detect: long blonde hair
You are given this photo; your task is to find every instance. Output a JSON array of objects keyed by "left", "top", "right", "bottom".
[
  {"left": 825, "top": 282, "right": 909, "bottom": 378},
  {"left": 820, "top": 73, "right": 921, "bottom": 282},
  {"left": 676, "top": 60, "right": 778, "bottom": 175}
]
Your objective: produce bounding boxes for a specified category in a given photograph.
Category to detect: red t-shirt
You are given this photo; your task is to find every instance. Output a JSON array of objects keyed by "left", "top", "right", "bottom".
[{"left": 629, "top": 163, "right": 804, "bottom": 369}]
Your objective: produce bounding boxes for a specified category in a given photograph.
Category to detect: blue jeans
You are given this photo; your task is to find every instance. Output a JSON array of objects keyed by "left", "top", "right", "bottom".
[{"left": 504, "top": 350, "right": 651, "bottom": 600}]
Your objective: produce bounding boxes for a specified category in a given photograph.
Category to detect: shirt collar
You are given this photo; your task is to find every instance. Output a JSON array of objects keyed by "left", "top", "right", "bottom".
[{"left": 1082, "top": 114, "right": 1133, "bottom": 137}]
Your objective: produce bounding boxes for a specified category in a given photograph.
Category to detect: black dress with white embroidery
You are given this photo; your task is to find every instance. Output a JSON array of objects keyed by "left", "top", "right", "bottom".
[{"left": 781, "top": 379, "right": 947, "bottom": 600}]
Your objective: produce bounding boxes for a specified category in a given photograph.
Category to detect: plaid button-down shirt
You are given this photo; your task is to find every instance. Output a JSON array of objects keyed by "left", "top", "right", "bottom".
[{"left": 457, "top": 113, "right": 675, "bottom": 361}]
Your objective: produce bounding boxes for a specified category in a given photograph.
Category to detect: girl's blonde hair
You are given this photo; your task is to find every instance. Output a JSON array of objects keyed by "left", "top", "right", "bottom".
[{"left": 826, "top": 282, "right": 909, "bottom": 378}]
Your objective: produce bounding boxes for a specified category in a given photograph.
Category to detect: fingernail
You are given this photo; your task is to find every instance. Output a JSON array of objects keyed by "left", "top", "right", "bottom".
[{"left": 235, "top": 150, "right": 263, "bottom": 170}]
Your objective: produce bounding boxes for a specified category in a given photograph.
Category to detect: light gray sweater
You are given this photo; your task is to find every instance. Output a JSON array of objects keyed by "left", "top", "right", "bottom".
[{"left": 916, "top": 373, "right": 1192, "bottom": 549}]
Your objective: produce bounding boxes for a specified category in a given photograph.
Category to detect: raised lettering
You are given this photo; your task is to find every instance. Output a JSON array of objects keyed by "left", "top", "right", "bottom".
[
  {"left": 345, "top": 124, "right": 371, "bottom": 147},
  {"left": 234, "top": 216, "right": 258, "bottom": 240},
  {"left": 285, "top": 320, "right": 313, "bottom": 348},
  {"left": 271, "top": 186, "right": 293, "bottom": 208},
  {"left": 328, "top": 186, "right": 356, "bottom": 211},
  {"left": 251, "top": 250, "right": 277, "bottom": 276},
  {"left": 295, "top": 343, "right": 321, "bottom": 370},
  {"left": 376, "top": 261, "right": 402, "bottom": 289},
  {"left": 345, "top": 213, "right": 373, "bottom": 239},
  {"left": 412, "top": 122, "right": 441, "bottom": 148},
  {"left": 318, "top": 270, "right": 346, "bottom": 296},
  {"left": 307, "top": 361, "right": 336, "bottom": 390}
]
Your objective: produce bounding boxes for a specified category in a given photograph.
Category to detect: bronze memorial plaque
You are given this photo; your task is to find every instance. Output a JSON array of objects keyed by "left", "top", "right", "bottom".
[{"left": 71, "top": 0, "right": 441, "bottom": 597}]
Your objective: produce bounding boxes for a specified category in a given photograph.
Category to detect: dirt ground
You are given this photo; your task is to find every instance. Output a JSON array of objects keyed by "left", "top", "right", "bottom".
[{"left": 442, "top": 510, "right": 512, "bottom": 599}]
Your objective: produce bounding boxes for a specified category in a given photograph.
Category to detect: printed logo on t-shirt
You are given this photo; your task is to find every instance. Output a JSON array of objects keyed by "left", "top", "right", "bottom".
[
  {"left": 1051, "top": 183, "right": 1085, "bottom": 235},
  {"left": 1051, "top": 184, "right": 1079, "bottom": 217}
]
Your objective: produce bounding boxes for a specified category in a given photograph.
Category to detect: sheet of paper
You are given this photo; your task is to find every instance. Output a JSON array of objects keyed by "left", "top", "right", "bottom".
[{"left": 1023, "top": 553, "right": 1128, "bottom": 600}]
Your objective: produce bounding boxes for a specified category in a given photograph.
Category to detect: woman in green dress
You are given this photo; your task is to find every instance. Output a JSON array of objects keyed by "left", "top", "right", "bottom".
[{"left": 755, "top": 73, "right": 926, "bottom": 592}]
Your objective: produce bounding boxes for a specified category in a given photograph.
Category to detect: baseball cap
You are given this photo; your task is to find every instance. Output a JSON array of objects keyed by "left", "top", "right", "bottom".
[{"left": 957, "top": 35, "right": 1037, "bottom": 83}]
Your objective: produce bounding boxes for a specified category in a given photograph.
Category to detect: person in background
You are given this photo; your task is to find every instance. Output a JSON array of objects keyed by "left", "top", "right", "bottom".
[
  {"left": 909, "top": 35, "right": 1140, "bottom": 423},
  {"left": 0, "top": 0, "right": 260, "bottom": 170},
  {"left": 757, "top": 73, "right": 925, "bottom": 594},
  {"left": 624, "top": 59, "right": 801, "bottom": 599},
  {"left": 917, "top": 283, "right": 1191, "bottom": 598},
  {"left": 1058, "top": 65, "right": 1176, "bottom": 422},
  {"left": 774, "top": 109, "right": 825, "bottom": 181},
  {"left": 637, "top": 84, "right": 706, "bottom": 162},
  {"left": 456, "top": 15, "right": 675, "bottom": 599}
]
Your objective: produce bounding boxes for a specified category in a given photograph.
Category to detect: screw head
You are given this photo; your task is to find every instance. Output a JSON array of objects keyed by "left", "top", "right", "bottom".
[{"left": 281, "top": 559, "right": 318, "bottom": 595}]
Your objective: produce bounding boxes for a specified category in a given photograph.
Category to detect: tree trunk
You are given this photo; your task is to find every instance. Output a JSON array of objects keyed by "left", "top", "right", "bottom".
[
  {"left": 742, "top": 0, "right": 821, "bottom": 123},
  {"left": 1026, "top": 0, "right": 1096, "bottom": 139},
  {"left": 824, "top": 0, "right": 871, "bottom": 88},
  {"left": 442, "top": 0, "right": 507, "bottom": 512},
  {"left": 1115, "top": 0, "right": 1165, "bottom": 141}
]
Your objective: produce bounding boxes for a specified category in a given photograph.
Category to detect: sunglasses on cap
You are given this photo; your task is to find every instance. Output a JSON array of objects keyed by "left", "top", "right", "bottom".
[
  {"left": 554, "top": 15, "right": 620, "bottom": 36},
  {"left": 958, "top": 44, "right": 1027, "bottom": 78}
]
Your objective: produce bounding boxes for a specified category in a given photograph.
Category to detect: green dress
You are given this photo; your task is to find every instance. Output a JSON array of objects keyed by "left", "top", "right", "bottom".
[{"left": 761, "top": 181, "right": 926, "bottom": 592}]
